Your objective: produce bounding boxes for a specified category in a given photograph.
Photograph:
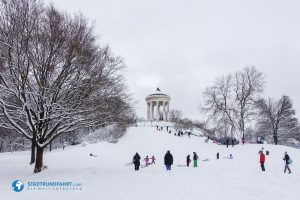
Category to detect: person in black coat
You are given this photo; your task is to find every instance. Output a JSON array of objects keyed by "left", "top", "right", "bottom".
[
  {"left": 133, "top": 152, "right": 141, "bottom": 171},
  {"left": 283, "top": 152, "right": 291, "bottom": 173},
  {"left": 186, "top": 154, "right": 191, "bottom": 167},
  {"left": 226, "top": 138, "right": 229, "bottom": 148},
  {"left": 164, "top": 150, "right": 173, "bottom": 170}
]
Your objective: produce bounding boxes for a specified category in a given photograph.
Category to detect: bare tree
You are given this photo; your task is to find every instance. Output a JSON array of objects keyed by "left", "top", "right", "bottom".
[
  {"left": 202, "top": 74, "right": 237, "bottom": 138},
  {"left": 0, "top": 0, "right": 132, "bottom": 172},
  {"left": 169, "top": 109, "right": 183, "bottom": 124},
  {"left": 256, "top": 95, "right": 298, "bottom": 145},
  {"left": 233, "top": 66, "right": 264, "bottom": 139},
  {"left": 202, "top": 67, "right": 264, "bottom": 140}
]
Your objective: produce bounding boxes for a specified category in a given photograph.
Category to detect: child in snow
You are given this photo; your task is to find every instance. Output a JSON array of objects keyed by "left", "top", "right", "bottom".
[
  {"left": 151, "top": 155, "right": 156, "bottom": 164},
  {"left": 283, "top": 152, "right": 292, "bottom": 174},
  {"left": 144, "top": 155, "right": 150, "bottom": 166},
  {"left": 193, "top": 152, "right": 199, "bottom": 167},
  {"left": 187, "top": 154, "right": 191, "bottom": 167},
  {"left": 259, "top": 151, "right": 265, "bottom": 171}
]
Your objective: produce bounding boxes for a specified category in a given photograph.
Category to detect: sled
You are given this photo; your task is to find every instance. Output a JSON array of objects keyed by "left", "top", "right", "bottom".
[
  {"left": 140, "top": 163, "right": 155, "bottom": 168},
  {"left": 176, "top": 164, "right": 188, "bottom": 167},
  {"left": 125, "top": 162, "right": 133, "bottom": 166}
]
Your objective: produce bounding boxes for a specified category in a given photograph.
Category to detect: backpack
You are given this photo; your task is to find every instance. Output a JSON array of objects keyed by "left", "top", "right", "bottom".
[{"left": 288, "top": 159, "right": 293, "bottom": 165}]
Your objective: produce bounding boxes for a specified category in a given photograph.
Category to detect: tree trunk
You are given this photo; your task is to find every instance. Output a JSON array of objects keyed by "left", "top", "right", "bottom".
[
  {"left": 10, "top": 141, "right": 13, "bottom": 152},
  {"left": 0, "top": 141, "right": 3, "bottom": 152},
  {"left": 273, "top": 133, "right": 278, "bottom": 145},
  {"left": 30, "top": 143, "right": 36, "bottom": 164},
  {"left": 34, "top": 147, "right": 44, "bottom": 173},
  {"left": 49, "top": 142, "right": 52, "bottom": 152}
]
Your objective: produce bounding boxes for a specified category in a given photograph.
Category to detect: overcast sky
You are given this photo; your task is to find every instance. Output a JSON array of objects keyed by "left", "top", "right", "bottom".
[{"left": 49, "top": 0, "right": 300, "bottom": 120}]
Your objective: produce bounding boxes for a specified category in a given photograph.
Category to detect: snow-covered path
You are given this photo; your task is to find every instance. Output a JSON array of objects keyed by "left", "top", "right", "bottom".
[{"left": 1, "top": 125, "right": 300, "bottom": 200}]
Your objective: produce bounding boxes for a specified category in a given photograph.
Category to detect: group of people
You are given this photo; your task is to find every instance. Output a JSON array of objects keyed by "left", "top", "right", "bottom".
[
  {"left": 132, "top": 153, "right": 156, "bottom": 170},
  {"left": 155, "top": 125, "right": 194, "bottom": 138},
  {"left": 186, "top": 152, "right": 199, "bottom": 167},
  {"left": 156, "top": 125, "right": 172, "bottom": 134},
  {"left": 257, "top": 136, "right": 265, "bottom": 144},
  {"left": 226, "top": 138, "right": 237, "bottom": 148},
  {"left": 143, "top": 155, "right": 156, "bottom": 166},
  {"left": 259, "top": 150, "right": 292, "bottom": 173},
  {"left": 133, "top": 151, "right": 199, "bottom": 171},
  {"left": 133, "top": 149, "right": 293, "bottom": 174}
]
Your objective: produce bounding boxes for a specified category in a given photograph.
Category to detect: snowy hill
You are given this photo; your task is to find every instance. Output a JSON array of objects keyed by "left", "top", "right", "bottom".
[{"left": 1, "top": 124, "right": 300, "bottom": 200}]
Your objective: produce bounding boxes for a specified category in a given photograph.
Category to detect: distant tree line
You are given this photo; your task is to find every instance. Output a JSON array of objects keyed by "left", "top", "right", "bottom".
[{"left": 0, "top": 0, "right": 135, "bottom": 173}]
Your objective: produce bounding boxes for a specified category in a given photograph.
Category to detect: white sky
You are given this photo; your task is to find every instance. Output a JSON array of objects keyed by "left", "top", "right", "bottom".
[{"left": 49, "top": 0, "right": 300, "bottom": 120}]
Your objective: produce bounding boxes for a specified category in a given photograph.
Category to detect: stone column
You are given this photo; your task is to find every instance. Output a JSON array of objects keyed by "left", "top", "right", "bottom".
[
  {"left": 166, "top": 102, "right": 170, "bottom": 121},
  {"left": 156, "top": 101, "right": 160, "bottom": 120},
  {"left": 149, "top": 101, "right": 153, "bottom": 120},
  {"left": 147, "top": 102, "right": 150, "bottom": 120},
  {"left": 163, "top": 101, "right": 166, "bottom": 121}
]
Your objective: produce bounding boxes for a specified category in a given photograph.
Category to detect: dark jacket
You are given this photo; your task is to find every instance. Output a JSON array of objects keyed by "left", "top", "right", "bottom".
[
  {"left": 187, "top": 155, "right": 191, "bottom": 162},
  {"left": 164, "top": 152, "right": 173, "bottom": 165},
  {"left": 284, "top": 154, "right": 290, "bottom": 164},
  {"left": 193, "top": 153, "right": 198, "bottom": 161},
  {"left": 133, "top": 153, "right": 141, "bottom": 165}
]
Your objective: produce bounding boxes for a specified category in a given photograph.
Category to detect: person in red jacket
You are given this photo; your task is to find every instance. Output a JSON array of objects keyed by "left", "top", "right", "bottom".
[{"left": 259, "top": 151, "right": 265, "bottom": 171}]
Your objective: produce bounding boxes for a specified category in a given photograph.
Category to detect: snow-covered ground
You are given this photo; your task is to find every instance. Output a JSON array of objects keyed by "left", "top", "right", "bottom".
[{"left": 1, "top": 124, "right": 300, "bottom": 200}]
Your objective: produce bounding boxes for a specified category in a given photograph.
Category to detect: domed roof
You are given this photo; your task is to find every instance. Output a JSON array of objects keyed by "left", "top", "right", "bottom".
[
  {"left": 146, "top": 88, "right": 171, "bottom": 102},
  {"left": 148, "top": 87, "right": 169, "bottom": 97}
]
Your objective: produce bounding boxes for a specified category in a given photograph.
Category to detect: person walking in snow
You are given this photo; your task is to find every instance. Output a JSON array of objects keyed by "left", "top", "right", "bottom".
[
  {"left": 144, "top": 155, "right": 150, "bottom": 166},
  {"left": 186, "top": 154, "right": 191, "bottom": 167},
  {"left": 226, "top": 138, "right": 229, "bottom": 148},
  {"left": 164, "top": 150, "right": 173, "bottom": 170},
  {"left": 259, "top": 151, "right": 265, "bottom": 171},
  {"left": 283, "top": 152, "right": 292, "bottom": 174},
  {"left": 167, "top": 126, "right": 169, "bottom": 132},
  {"left": 193, "top": 152, "right": 199, "bottom": 167},
  {"left": 150, "top": 155, "right": 156, "bottom": 164},
  {"left": 133, "top": 153, "right": 141, "bottom": 171}
]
